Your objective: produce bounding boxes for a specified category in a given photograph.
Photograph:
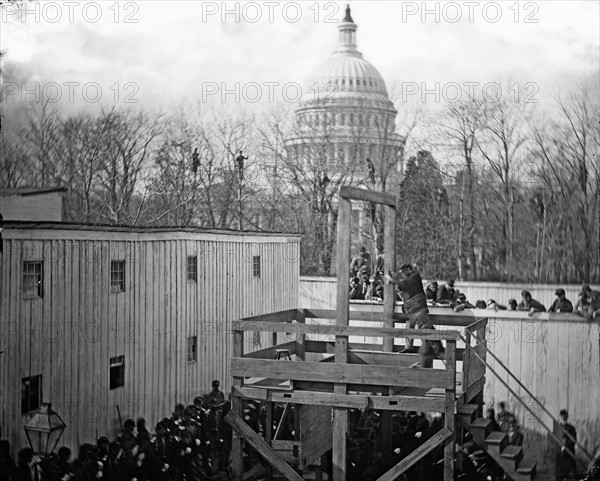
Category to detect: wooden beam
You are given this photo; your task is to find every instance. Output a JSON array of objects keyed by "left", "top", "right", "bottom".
[
  {"left": 231, "top": 330, "right": 245, "bottom": 480},
  {"left": 232, "top": 358, "right": 456, "bottom": 390},
  {"left": 466, "top": 376, "right": 485, "bottom": 404},
  {"left": 444, "top": 340, "right": 457, "bottom": 481},
  {"left": 296, "top": 309, "right": 306, "bottom": 361},
  {"left": 466, "top": 317, "right": 488, "bottom": 333},
  {"left": 233, "top": 386, "right": 269, "bottom": 401},
  {"left": 269, "top": 390, "right": 446, "bottom": 412},
  {"left": 333, "top": 195, "right": 351, "bottom": 481},
  {"left": 237, "top": 309, "right": 298, "bottom": 324},
  {"left": 243, "top": 340, "right": 297, "bottom": 359},
  {"left": 242, "top": 464, "right": 269, "bottom": 481},
  {"left": 224, "top": 411, "right": 304, "bottom": 481},
  {"left": 273, "top": 403, "right": 291, "bottom": 440},
  {"left": 304, "top": 308, "right": 406, "bottom": 321},
  {"left": 383, "top": 202, "right": 397, "bottom": 353},
  {"left": 339, "top": 185, "right": 396, "bottom": 206},
  {"left": 232, "top": 321, "right": 461, "bottom": 341},
  {"left": 304, "top": 340, "right": 465, "bottom": 361},
  {"left": 376, "top": 427, "right": 453, "bottom": 481}
]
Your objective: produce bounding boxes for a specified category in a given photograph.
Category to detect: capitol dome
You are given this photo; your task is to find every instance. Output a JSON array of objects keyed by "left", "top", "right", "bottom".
[
  {"left": 287, "top": 4, "right": 403, "bottom": 188},
  {"left": 299, "top": 5, "right": 391, "bottom": 105}
]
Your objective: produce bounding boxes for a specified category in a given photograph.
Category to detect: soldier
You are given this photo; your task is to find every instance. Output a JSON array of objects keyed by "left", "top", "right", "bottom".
[{"left": 385, "top": 263, "right": 445, "bottom": 366}]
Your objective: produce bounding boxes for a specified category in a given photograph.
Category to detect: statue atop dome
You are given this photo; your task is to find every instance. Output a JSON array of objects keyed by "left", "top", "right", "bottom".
[{"left": 342, "top": 4, "right": 354, "bottom": 23}]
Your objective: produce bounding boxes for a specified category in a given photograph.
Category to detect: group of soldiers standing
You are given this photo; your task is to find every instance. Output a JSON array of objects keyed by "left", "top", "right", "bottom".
[{"left": 0, "top": 381, "right": 232, "bottom": 481}]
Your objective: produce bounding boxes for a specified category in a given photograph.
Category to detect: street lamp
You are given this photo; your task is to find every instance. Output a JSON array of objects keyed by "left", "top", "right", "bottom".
[{"left": 23, "top": 403, "right": 66, "bottom": 455}]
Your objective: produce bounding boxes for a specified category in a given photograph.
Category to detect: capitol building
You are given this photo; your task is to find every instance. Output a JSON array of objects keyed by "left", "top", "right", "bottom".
[{"left": 284, "top": 5, "right": 404, "bottom": 255}]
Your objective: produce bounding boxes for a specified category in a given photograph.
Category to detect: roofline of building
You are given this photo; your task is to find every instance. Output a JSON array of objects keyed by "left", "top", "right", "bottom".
[
  {"left": 0, "top": 187, "right": 68, "bottom": 197},
  {"left": 2, "top": 221, "right": 301, "bottom": 239}
]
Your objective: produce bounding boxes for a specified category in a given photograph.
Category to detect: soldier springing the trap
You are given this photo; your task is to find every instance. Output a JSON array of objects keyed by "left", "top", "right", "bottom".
[{"left": 385, "top": 263, "right": 445, "bottom": 367}]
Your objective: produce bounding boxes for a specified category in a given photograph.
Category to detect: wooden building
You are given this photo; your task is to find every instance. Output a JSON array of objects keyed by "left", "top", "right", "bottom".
[
  {"left": 0, "top": 221, "right": 299, "bottom": 454},
  {"left": 0, "top": 188, "right": 67, "bottom": 222}
]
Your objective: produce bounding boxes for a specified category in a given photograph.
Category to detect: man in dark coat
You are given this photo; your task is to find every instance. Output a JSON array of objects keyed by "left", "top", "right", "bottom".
[
  {"left": 556, "top": 409, "right": 577, "bottom": 481},
  {"left": 436, "top": 279, "right": 456, "bottom": 304},
  {"left": 549, "top": 289, "right": 574, "bottom": 313},
  {"left": 517, "top": 290, "right": 546, "bottom": 316},
  {"left": 385, "top": 263, "right": 444, "bottom": 366}
]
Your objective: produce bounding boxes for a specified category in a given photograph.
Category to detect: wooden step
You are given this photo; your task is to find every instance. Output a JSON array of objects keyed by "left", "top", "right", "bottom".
[
  {"left": 457, "top": 403, "right": 479, "bottom": 423},
  {"left": 484, "top": 431, "right": 508, "bottom": 454},
  {"left": 500, "top": 445, "right": 524, "bottom": 470},
  {"left": 470, "top": 418, "right": 492, "bottom": 444},
  {"left": 516, "top": 458, "right": 537, "bottom": 479}
]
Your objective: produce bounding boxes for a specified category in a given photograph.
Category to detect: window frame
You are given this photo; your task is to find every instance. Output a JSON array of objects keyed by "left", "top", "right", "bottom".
[
  {"left": 110, "top": 260, "right": 126, "bottom": 292},
  {"left": 187, "top": 335, "right": 198, "bottom": 363},
  {"left": 109, "top": 355, "right": 125, "bottom": 390},
  {"left": 252, "top": 255, "right": 261, "bottom": 278},
  {"left": 22, "top": 261, "right": 43, "bottom": 299},
  {"left": 187, "top": 256, "right": 198, "bottom": 283},
  {"left": 21, "top": 374, "right": 42, "bottom": 414}
]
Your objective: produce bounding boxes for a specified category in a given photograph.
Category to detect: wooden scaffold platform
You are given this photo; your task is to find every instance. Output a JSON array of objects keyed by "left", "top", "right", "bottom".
[{"left": 225, "top": 187, "right": 489, "bottom": 481}]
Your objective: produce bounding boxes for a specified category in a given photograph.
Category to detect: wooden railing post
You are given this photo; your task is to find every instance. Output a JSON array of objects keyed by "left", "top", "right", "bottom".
[
  {"left": 333, "top": 195, "right": 351, "bottom": 481},
  {"left": 231, "top": 328, "right": 245, "bottom": 480},
  {"left": 462, "top": 329, "right": 471, "bottom": 395},
  {"left": 444, "top": 340, "right": 456, "bottom": 481}
]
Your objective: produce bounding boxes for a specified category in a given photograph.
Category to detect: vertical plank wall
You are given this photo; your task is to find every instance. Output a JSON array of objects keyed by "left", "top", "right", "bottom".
[{"left": 0, "top": 227, "right": 299, "bottom": 454}]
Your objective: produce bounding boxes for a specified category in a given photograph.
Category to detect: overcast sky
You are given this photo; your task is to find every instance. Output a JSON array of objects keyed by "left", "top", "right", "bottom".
[{"left": 2, "top": 1, "right": 599, "bottom": 111}]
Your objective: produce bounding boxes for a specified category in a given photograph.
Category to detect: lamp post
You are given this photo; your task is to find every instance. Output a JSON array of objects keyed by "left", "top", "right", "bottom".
[{"left": 23, "top": 403, "right": 66, "bottom": 456}]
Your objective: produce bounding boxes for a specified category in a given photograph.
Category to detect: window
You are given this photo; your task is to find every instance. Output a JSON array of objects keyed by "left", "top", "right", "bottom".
[
  {"left": 252, "top": 256, "right": 261, "bottom": 278},
  {"left": 23, "top": 261, "right": 43, "bottom": 298},
  {"left": 187, "top": 256, "right": 198, "bottom": 282},
  {"left": 21, "top": 375, "right": 42, "bottom": 414},
  {"left": 110, "top": 260, "right": 125, "bottom": 292},
  {"left": 109, "top": 356, "right": 125, "bottom": 389},
  {"left": 187, "top": 336, "right": 198, "bottom": 363}
]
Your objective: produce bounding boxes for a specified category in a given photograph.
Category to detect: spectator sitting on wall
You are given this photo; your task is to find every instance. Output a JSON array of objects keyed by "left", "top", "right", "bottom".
[
  {"left": 575, "top": 285, "right": 591, "bottom": 315},
  {"left": 425, "top": 281, "right": 438, "bottom": 302},
  {"left": 507, "top": 298, "right": 518, "bottom": 311},
  {"left": 365, "top": 276, "right": 384, "bottom": 302},
  {"left": 452, "top": 293, "right": 475, "bottom": 311},
  {"left": 517, "top": 290, "right": 546, "bottom": 316},
  {"left": 350, "top": 277, "right": 364, "bottom": 300},
  {"left": 586, "top": 291, "right": 600, "bottom": 320},
  {"left": 486, "top": 299, "right": 507, "bottom": 310},
  {"left": 549, "top": 288, "right": 574, "bottom": 313},
  {"left": 436, "top": 279, "right": 456, "bottom": 304},
  {"left": 350, "top": 246, "right": 370, "bottom": 277},
  {"left": 475, "top": 300, "right": 487, "bottom": 309}
]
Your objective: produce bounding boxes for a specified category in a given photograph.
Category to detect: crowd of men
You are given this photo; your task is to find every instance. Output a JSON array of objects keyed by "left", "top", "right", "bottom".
[
  {"left": 0, "top": 381, "right": 232, "bottom": 481},
  {"left": 348, "top": 247, "right": 600, "bottom": 321}
]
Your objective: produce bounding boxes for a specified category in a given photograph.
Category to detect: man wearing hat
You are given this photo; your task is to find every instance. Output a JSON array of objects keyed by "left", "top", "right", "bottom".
[
  {"left": 385, "top": 263, "right": 444, "bottom": 365},
  {"left": 517, "top": 290, "right": 546, "bottom": 316},
  {"left": 206, "top": 380, "right": 225, "bottom": 409},
  {"left": 453, "top": 292, "right": 475, "bottom": 311},
  {"left": 549, "top": 289, "right": 573, "bottom": 313}
]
